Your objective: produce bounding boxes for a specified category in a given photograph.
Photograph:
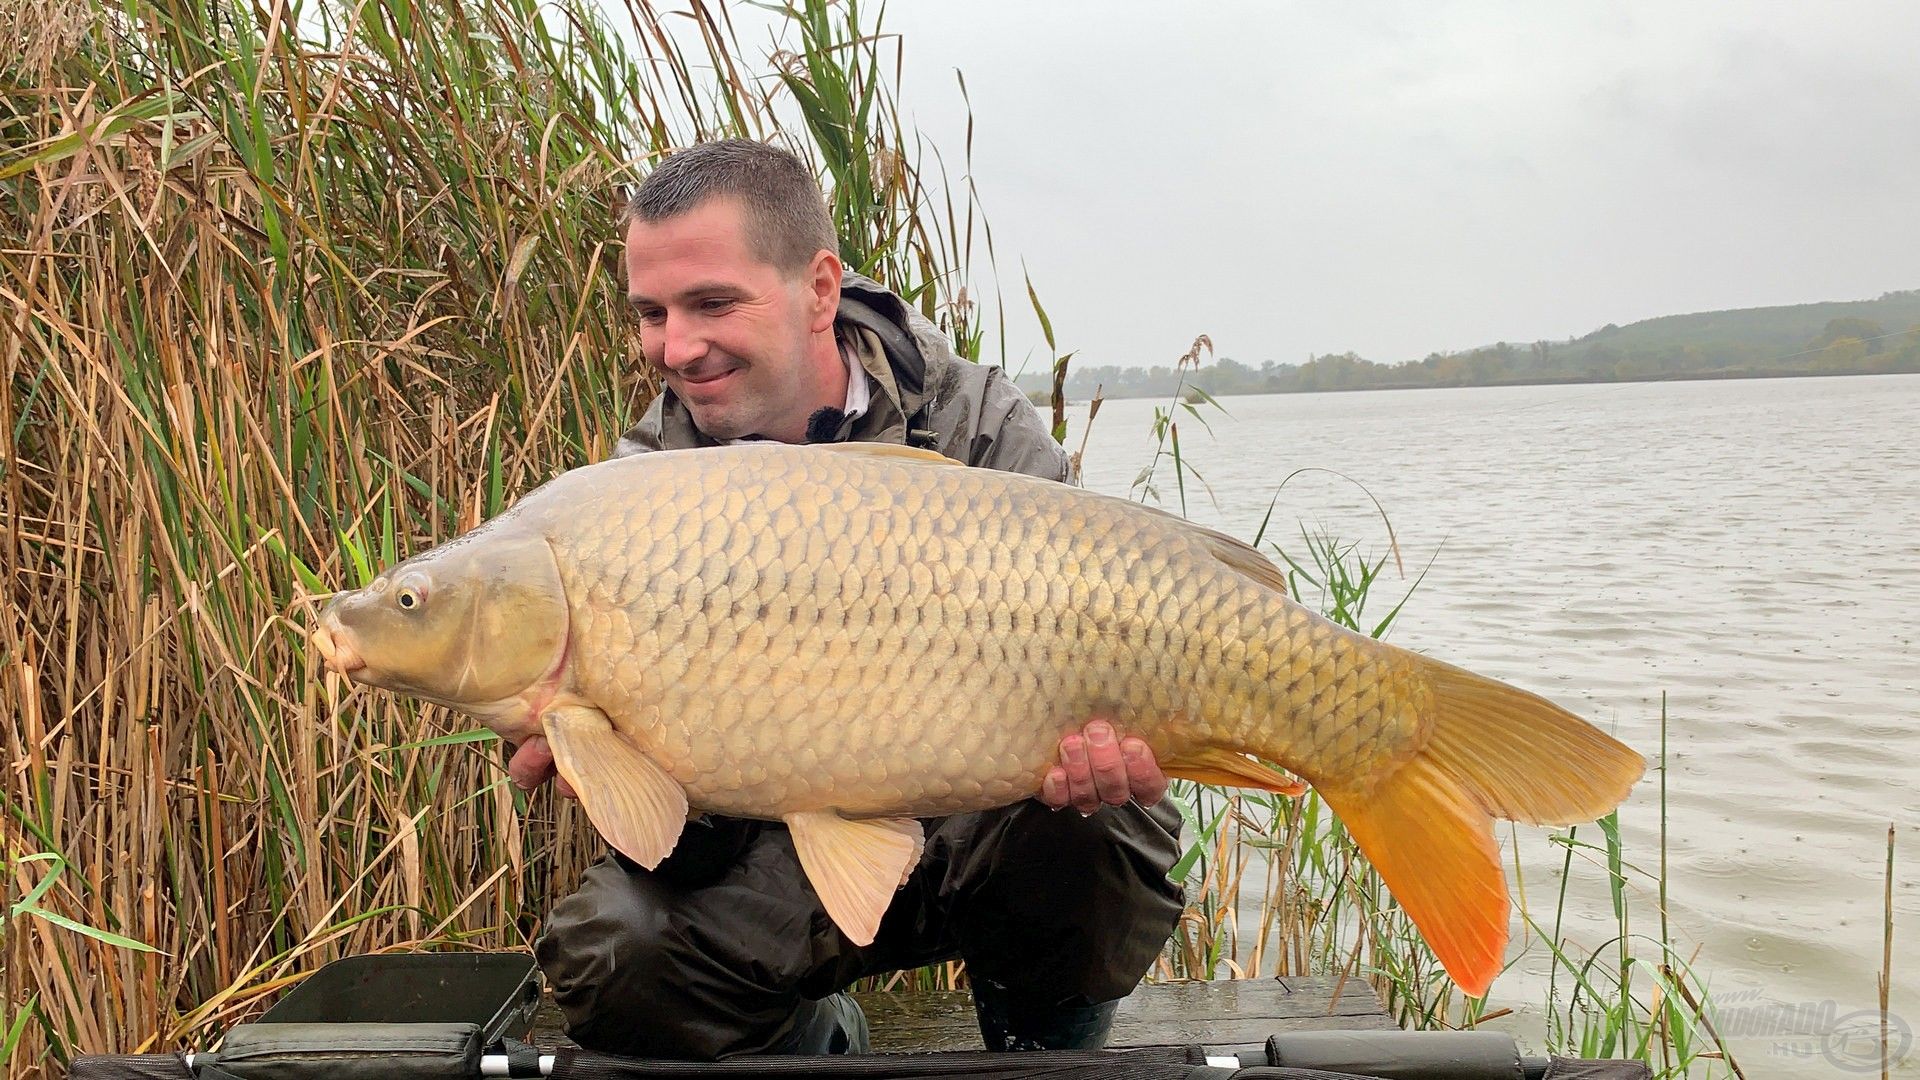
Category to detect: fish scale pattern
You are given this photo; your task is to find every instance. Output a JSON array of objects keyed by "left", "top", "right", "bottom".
[{"left": 532, "top": 443, "right": 1427, "bottom": 821}]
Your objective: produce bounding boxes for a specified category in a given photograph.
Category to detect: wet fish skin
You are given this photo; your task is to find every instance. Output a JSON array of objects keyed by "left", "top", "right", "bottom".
[
  {"left": 313, "top": 442, "right": 1644, "bottom": 997},
  {"left": 550, "top": 444, "right": 1330, "bottom": 818}
]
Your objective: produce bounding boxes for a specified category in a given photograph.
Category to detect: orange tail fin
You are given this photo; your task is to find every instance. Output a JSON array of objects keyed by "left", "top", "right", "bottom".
[{"left": 1314, "top": 656, "right": 1645, "bottom": 997}]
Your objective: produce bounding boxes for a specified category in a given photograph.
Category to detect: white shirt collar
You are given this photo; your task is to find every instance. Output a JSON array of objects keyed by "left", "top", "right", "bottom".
[{"left": 839, "top": 335, "right": 873, "bottom": 423}]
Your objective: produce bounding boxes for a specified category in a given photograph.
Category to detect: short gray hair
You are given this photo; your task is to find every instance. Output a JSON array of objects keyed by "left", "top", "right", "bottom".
[{"left": 622, "top": 139, "right": 837, "bottom": 276}]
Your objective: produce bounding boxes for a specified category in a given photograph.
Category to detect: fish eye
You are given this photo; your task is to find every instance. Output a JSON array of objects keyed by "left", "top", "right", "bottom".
[{"left": 396, "top": 586, "right": 426, "bottom": 611}]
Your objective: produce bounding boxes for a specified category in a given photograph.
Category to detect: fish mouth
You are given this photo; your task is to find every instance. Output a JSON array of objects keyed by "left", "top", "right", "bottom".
[{"left": 310, "top": 616, "right": 366, "bottom": 676}]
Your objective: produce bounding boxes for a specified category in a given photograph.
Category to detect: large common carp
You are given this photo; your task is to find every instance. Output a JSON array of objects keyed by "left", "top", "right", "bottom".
[{"left": 311, "top": 442, "right": 1643, "bottom": 996}]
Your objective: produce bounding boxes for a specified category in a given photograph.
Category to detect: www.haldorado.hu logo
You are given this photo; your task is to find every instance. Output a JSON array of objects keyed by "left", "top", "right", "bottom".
[
  {"left": 1706, "top": 991, "right": 1912, "bottom": 1073},
  {"left": 1824, "top": 1009, "right": 1913, "bottom": 1073}
]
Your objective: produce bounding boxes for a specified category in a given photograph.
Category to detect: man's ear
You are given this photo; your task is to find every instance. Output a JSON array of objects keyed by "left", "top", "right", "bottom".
[{"left": 805, "top": 248, "right": 842, "bottom": 333}]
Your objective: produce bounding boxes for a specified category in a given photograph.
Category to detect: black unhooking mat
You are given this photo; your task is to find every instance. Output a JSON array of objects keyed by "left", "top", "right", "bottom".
[
  {"left": 64, "top": 954, "right": 1649, "bottom": 1080},
  {"left": 69, "top": 1035, "right": 1650, "bottom": 1080}
]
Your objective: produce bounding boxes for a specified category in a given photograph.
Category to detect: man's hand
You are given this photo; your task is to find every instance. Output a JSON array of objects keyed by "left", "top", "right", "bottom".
[
  {"left": 507, "top": 735, "right": 577, "bottom": 799},
  {"left": 1039, "top": 718, "right": 1168, "bottom": 813}
]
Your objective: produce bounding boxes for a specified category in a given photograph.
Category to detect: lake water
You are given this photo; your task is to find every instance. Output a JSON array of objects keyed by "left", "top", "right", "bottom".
[{"left": 1064, "top": 373, "right": 1918, "bottom": 1074}]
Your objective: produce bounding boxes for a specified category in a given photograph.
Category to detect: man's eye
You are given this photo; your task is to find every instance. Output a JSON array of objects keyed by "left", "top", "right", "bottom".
[
  {"left": 700, "top": 298, "right": 735, "bottom": 313},
  {"left": 636, "top": 308, "right": 666, "bottom": 324}
]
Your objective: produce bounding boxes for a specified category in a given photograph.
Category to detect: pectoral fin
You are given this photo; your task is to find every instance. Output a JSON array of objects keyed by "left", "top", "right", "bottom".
[
  {"left": 1162, "top": 747, "right": 1307, "bottom": 796},
  {"left": 784, "top": 812, "right": 925, "bottom": 946},
  {"left": 542, "top": 705, "right": 688, "bottom": 868}
]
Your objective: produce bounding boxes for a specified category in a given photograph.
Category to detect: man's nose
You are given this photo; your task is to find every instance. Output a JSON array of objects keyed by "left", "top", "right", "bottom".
[{"left": 659, "top": 310, "right": 706, "bottom": 370}]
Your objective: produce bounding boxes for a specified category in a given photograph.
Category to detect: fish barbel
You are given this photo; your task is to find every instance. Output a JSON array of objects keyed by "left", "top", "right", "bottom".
[{"left": 311, "top": 442, "right": 1643, "bottom": 996}]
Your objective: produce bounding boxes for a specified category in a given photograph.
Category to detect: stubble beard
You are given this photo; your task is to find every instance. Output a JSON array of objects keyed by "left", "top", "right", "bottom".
[
  {"left": 676, "top": 302, "right": 821, "bottom": 443},
  {"left": 680, "top": 357, "right": 801, "bottom": 443}
]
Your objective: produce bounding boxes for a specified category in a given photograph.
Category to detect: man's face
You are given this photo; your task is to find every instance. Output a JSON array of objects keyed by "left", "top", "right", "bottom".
[{"left": 624, "top": 197, "right": 839, "bottom": 442}]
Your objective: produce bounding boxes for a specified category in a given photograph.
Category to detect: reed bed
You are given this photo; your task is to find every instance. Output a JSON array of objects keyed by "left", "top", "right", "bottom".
[
  {"left": 5, "top": 0, "right": 1732, "bottom": 1074},
  {"left": 2, "top": 0, "right": 988, "bottom": 1068}
]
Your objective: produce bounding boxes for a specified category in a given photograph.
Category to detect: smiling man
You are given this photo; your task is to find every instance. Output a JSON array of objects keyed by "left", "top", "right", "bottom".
[{"left": 519, "top": 138, "right": 1184, "bottom": 1061}]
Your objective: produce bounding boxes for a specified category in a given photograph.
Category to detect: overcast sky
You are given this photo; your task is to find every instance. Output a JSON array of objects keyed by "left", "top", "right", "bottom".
[{"left": 728, "top": 1, "right": 1919, "bottom": 373}]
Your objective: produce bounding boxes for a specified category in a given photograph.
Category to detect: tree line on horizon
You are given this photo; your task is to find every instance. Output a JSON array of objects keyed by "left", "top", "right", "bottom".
[{"left": 1023, "top": 291, "right": 1920, "bottom": 400}]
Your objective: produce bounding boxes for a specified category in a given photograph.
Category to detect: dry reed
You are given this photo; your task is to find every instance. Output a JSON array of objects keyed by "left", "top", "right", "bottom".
[{"left": 1, "top": 0, "right": 992, "bottom": 1068}]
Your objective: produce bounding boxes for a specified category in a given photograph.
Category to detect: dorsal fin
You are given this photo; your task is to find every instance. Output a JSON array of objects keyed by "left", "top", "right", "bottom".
[
  {"left": 1197, "top": 528, "right": 1290, "bottom": 597},
  {"left": 809, "top": 442, "right": 1284, "bottom": 596},
  {"left": 1108, "top": 496, "right": 1292, "bottom": 598},
  {"left": 809, "top": 442, "right": 963, "bottom": 466}
]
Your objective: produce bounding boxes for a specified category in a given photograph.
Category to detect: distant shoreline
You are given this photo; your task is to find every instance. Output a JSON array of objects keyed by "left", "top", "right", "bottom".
[{"left": 1032, "top": 365, "right": 1919, "bottom": 404}]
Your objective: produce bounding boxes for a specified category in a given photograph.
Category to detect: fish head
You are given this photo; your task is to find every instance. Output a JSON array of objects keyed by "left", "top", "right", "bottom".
[{"left": 311, "top": 528, "right": 569, "bottom": 717}]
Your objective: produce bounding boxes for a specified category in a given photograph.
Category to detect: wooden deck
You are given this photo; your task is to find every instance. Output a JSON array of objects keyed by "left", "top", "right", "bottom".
[{"left": 531, "top": 977, "right": 1396, "bottom": 1059}]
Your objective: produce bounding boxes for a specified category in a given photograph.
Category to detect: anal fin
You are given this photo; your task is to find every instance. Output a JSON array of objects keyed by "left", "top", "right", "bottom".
[
  {"left": 784, "top": 812, "right": 925, "bottom": 946},
  {"left": 542, "top": 704, "right": 688, "bottom": 868},
  {"left": 1163, "top": 746, "right": 1307, "bottom": 796}
]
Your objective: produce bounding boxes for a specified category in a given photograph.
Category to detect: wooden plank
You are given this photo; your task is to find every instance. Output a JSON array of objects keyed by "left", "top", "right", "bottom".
[
  {"left": 856, "top": 979, "right": 1394, "bottom": 1053},
  {"left": 531, "top": 977, "right": 1395, "bottom": 1054}
]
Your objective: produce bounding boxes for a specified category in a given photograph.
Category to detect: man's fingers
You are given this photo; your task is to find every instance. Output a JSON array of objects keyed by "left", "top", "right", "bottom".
[
  {"left": 1122, "top": 737, "right": 1168, "bottom": 808},
  {"left": 1040, "top": 767, "right": 1069, "bottom": 809},
  {"left": 1051, "top": 721, "right": 1165, "bottom": 814},
  {"left": 507, "top": 735, "right": 558, "bottom": 791},
  {"left": 1061, "top": 733, "right": 1098, "bottom": 813},
  {"left": 1085, "top": 721, "right": 1131, "bottom": 806}
]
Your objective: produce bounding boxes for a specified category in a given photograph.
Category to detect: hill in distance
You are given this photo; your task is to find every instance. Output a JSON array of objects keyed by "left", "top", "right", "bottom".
[{"left": 1023, "top": 289, "right": 1920, "bottom": 400}]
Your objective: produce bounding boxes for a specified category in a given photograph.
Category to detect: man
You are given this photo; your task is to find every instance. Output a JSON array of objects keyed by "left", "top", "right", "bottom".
[{"left": 513, "top": 139, "right": 1184, "bottom": 1060}]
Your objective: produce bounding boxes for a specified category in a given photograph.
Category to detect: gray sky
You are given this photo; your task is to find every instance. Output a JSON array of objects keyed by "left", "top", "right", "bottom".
[{"left": 787, "top": 1, "right": 1920, "bottom": 373}]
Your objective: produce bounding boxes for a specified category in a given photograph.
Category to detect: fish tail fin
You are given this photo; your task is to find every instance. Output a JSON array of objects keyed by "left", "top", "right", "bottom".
[{"left": 1312, "top": 656, "right": 1644, "bottom": 997}]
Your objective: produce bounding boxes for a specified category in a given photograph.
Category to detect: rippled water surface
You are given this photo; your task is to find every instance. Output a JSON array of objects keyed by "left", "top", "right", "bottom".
[{"left": 1064, "top": 374, "right": 1918, "bottom": 1073}]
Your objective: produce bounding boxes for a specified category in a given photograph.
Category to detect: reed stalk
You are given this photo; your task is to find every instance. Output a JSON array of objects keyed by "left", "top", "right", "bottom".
[{"left": 1880, "top": 823, "right": 1894, "bottom": 1080}]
